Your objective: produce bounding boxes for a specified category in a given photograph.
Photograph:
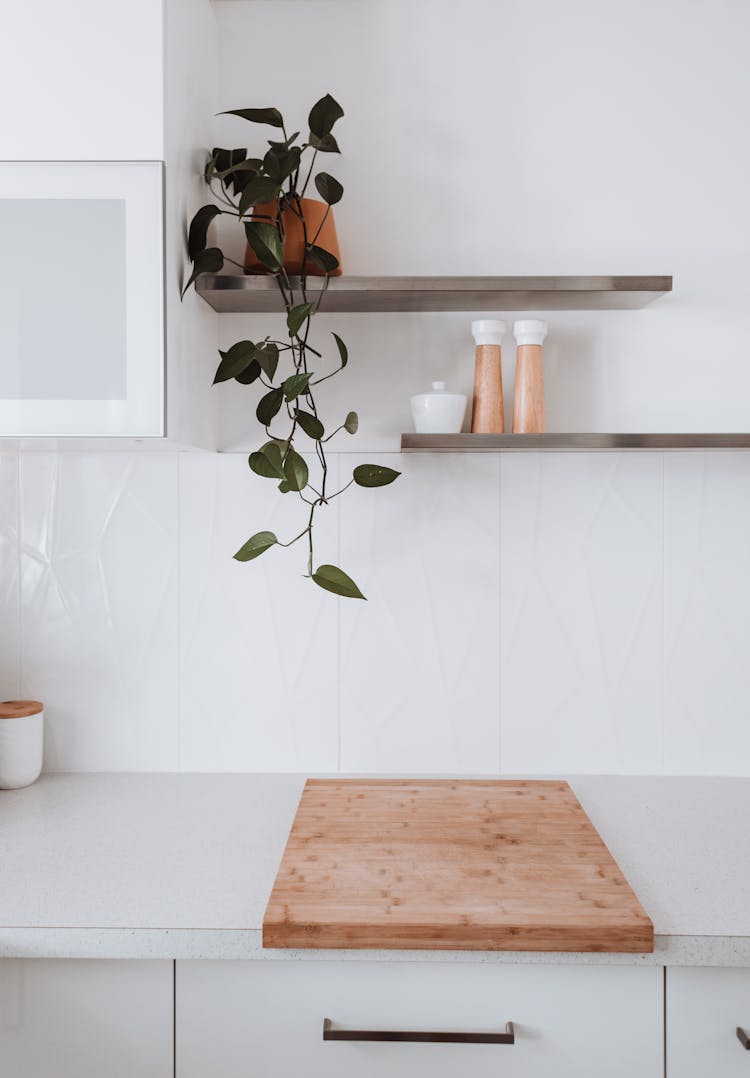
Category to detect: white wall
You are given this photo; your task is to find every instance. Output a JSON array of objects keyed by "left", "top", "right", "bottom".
[
  {"left": 164, "top": 0, "right": 220, "bottom": 448},
  {"left": 1, "top": 0, "right": 749, "bottom": 775},
  {"left": 215, "top": 0, "right": 750, "bottom": 445},
  {"left": 3, "top": 0, "right": 164, "bottom": 160}
]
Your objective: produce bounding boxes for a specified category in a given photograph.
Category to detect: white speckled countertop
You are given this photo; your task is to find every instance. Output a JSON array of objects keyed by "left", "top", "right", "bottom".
[{"left": 0, "top": 773, "right": 748, "bottom": 965}]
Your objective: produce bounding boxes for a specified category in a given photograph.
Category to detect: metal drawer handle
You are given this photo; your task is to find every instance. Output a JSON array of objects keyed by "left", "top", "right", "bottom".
[
  {"left": 323, "top": 1018, "right": 515, "bottom": 1045},
  {"left": 738, "top": 1027, "right": 750, "bottom": 1050}
]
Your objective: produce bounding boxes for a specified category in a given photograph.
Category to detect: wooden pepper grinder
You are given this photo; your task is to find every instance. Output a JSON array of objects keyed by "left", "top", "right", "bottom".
[
  {"left": 512, "top": 319, "right": 548, "bottom": 433},
  {"left": 471, "top": 320, "right": 506, "bottom": 433}
]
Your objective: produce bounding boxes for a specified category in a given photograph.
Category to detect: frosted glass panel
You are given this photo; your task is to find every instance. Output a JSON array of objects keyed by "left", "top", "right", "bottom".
[{"left": 0, "top": 199, "right": 126, "bottom": 400}]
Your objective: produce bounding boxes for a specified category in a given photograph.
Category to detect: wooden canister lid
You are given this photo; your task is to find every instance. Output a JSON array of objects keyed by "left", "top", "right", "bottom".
[{"left": 0, "top": 700, "right": 44, "bottom": 719}]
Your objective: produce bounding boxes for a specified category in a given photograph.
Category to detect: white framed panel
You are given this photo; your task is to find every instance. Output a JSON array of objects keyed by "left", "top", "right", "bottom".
[
  {"left": 0, "top": 162, "right": 164, "bottom": 437},
  {"left": 667, "top": 967, "right": 750, "bottom": 1078},
  {"left": 0, "top": 958, "right": 172, "bottom": 1077},
  {"left": 177, "top": 961, "right": 663, "bottom": 1078}
]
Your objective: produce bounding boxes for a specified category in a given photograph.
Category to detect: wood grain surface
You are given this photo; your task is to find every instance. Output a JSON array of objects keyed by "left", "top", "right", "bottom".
[
  {"left": 512, "top": 344, "right": 546, "bottom": 432},
  {"left": 263, "top": 779, "right": 653, "bottom": 952},
  {"left": 471, "top": 344, "right": 504, "bottom": 433},
  {"left": 0, "top": 700, "right": 43, "bottom": 719}
]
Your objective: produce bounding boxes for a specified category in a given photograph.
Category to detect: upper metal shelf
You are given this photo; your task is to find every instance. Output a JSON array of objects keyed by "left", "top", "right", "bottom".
[{"left": 196, "top": 274, "right": 672, "bottom": 313}]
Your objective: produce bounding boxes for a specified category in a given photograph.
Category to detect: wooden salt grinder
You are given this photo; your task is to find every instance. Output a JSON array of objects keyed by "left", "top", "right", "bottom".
[
  {"left": 471, "top": 319, "right": 506, "bottom": 433},
  {"left": 513, "top": 319, "right": 548, "bottom": 433}
]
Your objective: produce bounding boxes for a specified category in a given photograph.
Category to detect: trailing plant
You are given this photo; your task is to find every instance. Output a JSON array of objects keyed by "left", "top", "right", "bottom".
[{"left": 183, "top": 95, "right": 399, "bottom": 600}]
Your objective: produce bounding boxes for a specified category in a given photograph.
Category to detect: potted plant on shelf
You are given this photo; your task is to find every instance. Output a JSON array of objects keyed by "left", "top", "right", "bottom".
[{"left": 183, "top": 94, "right": 399, "bottom": 600}]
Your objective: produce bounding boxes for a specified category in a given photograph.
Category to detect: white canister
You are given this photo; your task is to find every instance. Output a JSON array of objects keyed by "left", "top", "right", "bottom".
[
  {"left": 0, "top": 701, "right": 44, "bottom": 790},
  {"left": 410, "top": 381, "right": 467, "bottom": 434}
]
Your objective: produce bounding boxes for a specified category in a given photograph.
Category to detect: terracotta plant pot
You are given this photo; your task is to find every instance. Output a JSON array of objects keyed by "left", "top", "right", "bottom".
[{"left": 244, "top": 198, "right": 342, "bottom": 276}]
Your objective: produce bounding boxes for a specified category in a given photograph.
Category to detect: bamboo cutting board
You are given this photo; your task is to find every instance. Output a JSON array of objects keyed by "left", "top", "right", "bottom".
[{"left": 263, "top": 779, "right": 653, "bottom": 952}]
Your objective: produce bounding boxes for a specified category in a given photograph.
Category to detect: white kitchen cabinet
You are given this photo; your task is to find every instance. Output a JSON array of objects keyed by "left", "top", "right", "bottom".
[
  {"left": 0, "top": 959, "right": 172, "bottom": 1078},
  {"left": 0, "top": 162, "right": 164, "bottom": 438},
  {"left": 0, "top": 0, "right": 219, "bottom": 447},
  {"left": 667, "top": 967, "right": 750, "bottom": 1077},
  {"left": 176, "top": 960, "right": 663, "bottom": 1078}
]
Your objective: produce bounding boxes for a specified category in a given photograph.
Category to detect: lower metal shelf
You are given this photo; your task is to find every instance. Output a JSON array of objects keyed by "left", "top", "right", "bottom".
[{"left": 401, "top": 433, "right": 750, "bottom": 451}]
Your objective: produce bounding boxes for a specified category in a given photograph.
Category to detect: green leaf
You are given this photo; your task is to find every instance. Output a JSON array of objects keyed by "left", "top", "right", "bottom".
[
  {"left": 314, "top": 172, "right": 344, "bottom": 206},
  {"left": 214, "top": 155, "right": 265, "bottom": 196},
  {"left": 235, "top": 361, "right": 261, "bottom": 385},
  {"left": 353, "top": 464, "right": 401, "bottom": 488},
  {"left": 188, "top": 205, "right": 222, "bottom": 260},
  {"left": 211, "top": 146, "right": 244, "bottom": 168},
  {"left": 287, "top": 302, "right": 313, "bottom": 338},
  {"left": 332, "top": 332, "right": 348, "bottom": 368},
  {"left": 238, "top": 176, "right": 282, "bottom": 217},
  {"left": 295, "top": 410, "right": 324, "bottom": 440},
  {"left": 256, "top": 387, "right": 284, "bottom": 425},
  {"left": 307, "top": 245, "right": 339, "bottom": 273},
  {"left": 255, "top": 341, "right": 279, "bottom": 380},
  {"left": 278, "top": 480, "right": 291, "bottom": 493},
  {"left": 283, "top": 372, "right": 313, "bottom": 401},
  {"left": 248, "top": 442, "right": 286, "bottom": 480},
  {"left": 213, "top": 340, "right": 257, "bottom": 384},
  {"left": 263, "top": 145, "right": 301, "bottom": 184},
  {"left": 268, "top": 131, "right": 300, "bottom": 150},
  {"left": 344, "top": 411, "right": 358, "bottom": 434},
  {"left": 233, "top": 530, "right": 278, "bottom": 562},
  {"left": 283, "top": 448, "right": 309, "bottom": 492},
  {"left": 312, "top": 564, "right": 366, "bottom": 600},
  {"left": 222, "top": 107, "right": 284, "bottom": 128},
  {"left": 210, "top": 147, "right": 252, "bottom": 195},
  {"left": 308, "top": 132, "right": 340, "bottom": 153},
  {"left": 181, "top": 247, "right": 223, "bottom": 297},
  {"left": 308, "top": 94, "right": 344, "bottom": 138},
  {"left": 244, "top": 221, "right": 283, "bottom": 273}
]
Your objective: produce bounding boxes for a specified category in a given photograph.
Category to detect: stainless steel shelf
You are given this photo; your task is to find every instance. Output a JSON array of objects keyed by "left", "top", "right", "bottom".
[
  {"left": 401, "top": 433, "right": 750, "bottom": 452},
  {"left": 196, "top": 274, "right": 672, "bottom": 313}
]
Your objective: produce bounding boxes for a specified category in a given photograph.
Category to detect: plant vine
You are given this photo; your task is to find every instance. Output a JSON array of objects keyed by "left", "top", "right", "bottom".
[{"left": 183, "top": 95, "right": 399, "bottom": 599}]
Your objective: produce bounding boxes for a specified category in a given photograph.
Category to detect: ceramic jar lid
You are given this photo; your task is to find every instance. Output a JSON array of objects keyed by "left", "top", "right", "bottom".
[{"left": 0, "top": 700, "right": 44, "bottom": 719}]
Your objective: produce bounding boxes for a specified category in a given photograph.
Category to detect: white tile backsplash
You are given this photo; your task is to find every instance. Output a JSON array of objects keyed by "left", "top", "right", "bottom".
[
  {"left": 340, "top": 452, "right": 500, "bottom": 773},
  {"left": 4, "top": 446, "right": 750, "bottom": 776},
  {"left": 19, "top": 453, "right": 179, "bottom": 771},
  {"left": 0, "top": 452, "right": 19, "bottom": 698},
  {"left": 500, "top": 453, "right": 663, "bottom": 774},
  {"left": 664, "top": 453, "right": 750, "bottom": 774},
  {"left": 178, "top": 451, "right": 339, "bottom": 772}
]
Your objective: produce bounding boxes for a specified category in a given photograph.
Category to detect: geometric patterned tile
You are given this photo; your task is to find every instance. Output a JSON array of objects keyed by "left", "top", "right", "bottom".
[
  {"left": 19, "top": 453, "right": 179, "bottom": 771},
  {"left": 179, "top": 451, "right": 339, "bottom": 772},
  {"left": 340, "top": 452, "right": 500, "bottom": 773},
  {"left": 500, "top": 452, "right": 663, "bottom": 774},
  {"left": 0, "top": 451, "right": 19, "bottom": 699},
  {"left": 664, "top": 453, "right": 750, "bottom": 775}
]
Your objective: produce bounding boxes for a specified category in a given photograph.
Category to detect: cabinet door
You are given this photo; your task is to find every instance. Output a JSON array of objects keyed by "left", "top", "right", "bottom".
[
  {"left": 0, "top": 959, "right": 172, "bottom": 1078},
  {"left": 177, "top": 960, "right": 663, "bottom": 1078},
  {"left": 667, "top": 967, "right": 750, "bottom": 1077},
  {"left": 0, "top": 161, "right": 164, "bottom": 437}
]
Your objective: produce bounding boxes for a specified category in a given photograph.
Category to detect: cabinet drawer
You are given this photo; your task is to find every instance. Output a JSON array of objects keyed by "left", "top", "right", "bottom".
[
  {"left": 0, "top": 959, "right": 172, "bottom": 1078},
  {"left": 177, "top": 960, "right": 662, "bottom": 1078},
  {"left": 667, "top": 967, "right": 750, "bottom": 1077}
]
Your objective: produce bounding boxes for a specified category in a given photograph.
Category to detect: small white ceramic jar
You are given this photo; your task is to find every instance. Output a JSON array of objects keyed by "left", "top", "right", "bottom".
[
  {"left": 0, "top": 700, "right": 44, "bottom": 790},
  {"left": 410, "top": 381, "right": 467, "bottom": 434}
]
